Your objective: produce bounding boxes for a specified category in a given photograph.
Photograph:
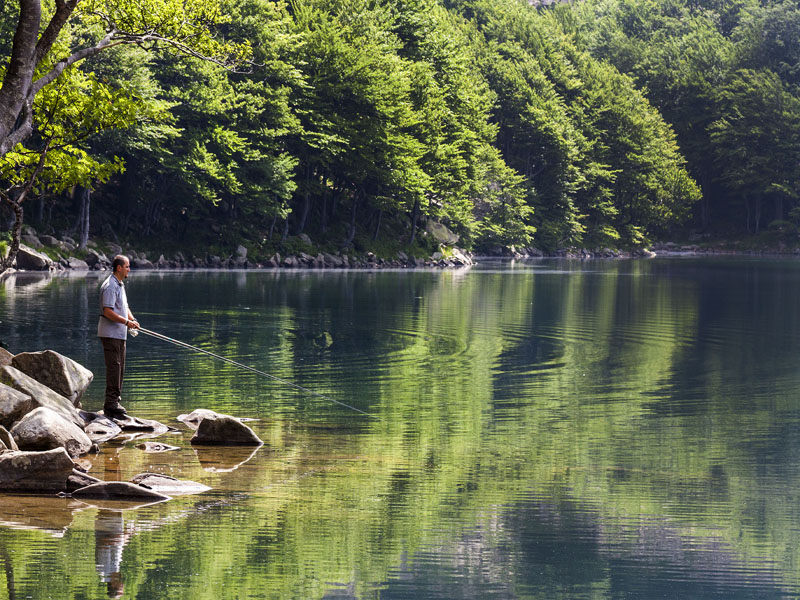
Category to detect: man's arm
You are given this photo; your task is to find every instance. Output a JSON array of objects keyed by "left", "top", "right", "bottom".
[{"left": 102, "top": 306, "right": 139, "bottom": 329}]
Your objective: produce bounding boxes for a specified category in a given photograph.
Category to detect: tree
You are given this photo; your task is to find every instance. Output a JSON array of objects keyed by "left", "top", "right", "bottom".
[{"left": 0, "top": 0, "right": 247, "bottom": 269}]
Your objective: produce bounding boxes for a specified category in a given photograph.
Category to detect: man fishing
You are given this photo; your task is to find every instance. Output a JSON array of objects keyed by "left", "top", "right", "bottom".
[{"left": 97, "top": 255, "right": 139, "bottom": 418}]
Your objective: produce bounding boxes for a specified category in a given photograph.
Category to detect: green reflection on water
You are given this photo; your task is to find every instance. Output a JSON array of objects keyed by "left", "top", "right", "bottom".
[{"left": 2, "top": 259, "right": 800, "bottom": 599}]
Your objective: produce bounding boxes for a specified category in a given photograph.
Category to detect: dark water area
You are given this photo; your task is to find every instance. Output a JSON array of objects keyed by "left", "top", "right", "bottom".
[{"left": 2, "top": 257, "right": 800, "bottom": 599}]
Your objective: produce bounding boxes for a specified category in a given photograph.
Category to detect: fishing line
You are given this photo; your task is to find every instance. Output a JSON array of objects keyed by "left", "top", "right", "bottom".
[{"left": 136, "top": 327, "right": 371, "bottom": 417}]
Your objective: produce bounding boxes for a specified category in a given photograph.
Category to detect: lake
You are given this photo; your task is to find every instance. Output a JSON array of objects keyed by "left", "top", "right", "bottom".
[{"left": 1, "top": 257, "right": 800, "bottom": 599}]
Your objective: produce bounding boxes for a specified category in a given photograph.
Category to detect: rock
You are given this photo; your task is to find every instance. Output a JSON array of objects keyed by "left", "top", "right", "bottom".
[
  {"left": 424, "top": 221, "right": 459, "bottom": 245},
  {"left": 0, "top": 425, "right": 19, "bottom": 451},
  {"left": 135, "top": 441, "right": 180, "bottom": 453},
  {"left": 177, "top": 408, "right": 221, "bottom": 430},
  {"left": 84, "top": 248, "right": 105, "bottom": 267},
  {"left": 236, "top": 245, "right": 247, "bottom": 258},
  {"left": 131, "top": 257, "right": 154, "bottom": 269},
  {"left": 191, "top": 413, "right": 263, "bottom": 446},
  {"left": 0, "top": 448, "right": 75, "bottom": 492},
  {"left": 11, "top": 350, "right": 93, "bottom": 406},
  {"left": 66, "top": 468, "right": 101, "bottom": 492},
  {"left": 105, "top": 413, "right": 169, "bottom": 435},
  {"left": 298, "top": 233, "right": 312, "bottom": 245},
  {"left": 80, "top": 411, "right": 122, "bottom": 444},
  {"left": 130, "top": 473, "right": 211, "bottom": 495},
  {"left": 0, "top": 382, "right": 34, "bottom": 429},
  {"left": 15, "top": 244, "right": 53, "bottom": 270},
  {"left": 39, "top": 235, "right": 60, "bottom": 248},
  {"left": 66, "top": 257, "right": 89, "bottom": 270},
  {"left": 21, "top": 234, "right": 43, "bottom": 249},
  {"left": 0, "top": 348, "right": 12, "bottom": 368},
  {"left": 10, "top": 406, "right": 93, "bottom": 457},
  {"left": 71, "top": 481, "right": 171, "bottom": 502}
]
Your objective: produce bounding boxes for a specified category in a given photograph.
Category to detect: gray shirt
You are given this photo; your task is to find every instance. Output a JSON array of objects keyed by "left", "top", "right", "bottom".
[{"left": 97, "top": 275, "right": 129, "bottom": 340}]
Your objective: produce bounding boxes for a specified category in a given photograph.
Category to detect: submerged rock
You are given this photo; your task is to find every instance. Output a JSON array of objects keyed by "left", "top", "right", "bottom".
[
  {"left": 134, "top": 442, "right": 180, "bottom": 453},
  {"left": 71, "top": 481, "right": 171, "bottom": 502},
  {"left": 0, "top": 366, "right": 84, "bottom": 428},
  {"left": 0, "top": 448, "right": 75, "bottom": 492},
  {"left": 12, "top": 350, "right": 93, "bottom": 406},
  {"left": 130, "top": 473, "right": 211, "bottom": 495},
  {"left": 190, "top": 413, "right": 263, "bottom": 446},
  {"left": 11, "top": 406, "right": 93, "bottom": 457}
]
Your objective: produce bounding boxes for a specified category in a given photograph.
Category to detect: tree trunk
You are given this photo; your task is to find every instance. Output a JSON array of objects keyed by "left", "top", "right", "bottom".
[
  {"left": 281, "top": 217, "right": 289, "bottom": 241},
  {"left": 409, "top": 197, "right": 420, "bottom": 245},
  {"left": 745, "top": 198, "right": 751, "bottom": 234},
  {"left": 774, "top": 196, "right": 783, "bottom": 222},
  {"left": 268, "top": 214, "right": 277, "bottom": 239},
  {"left": 1, "top": 195, "right": 24, "bottom": 271},
  {"left": 754, "top": 198, "right": 762, "bottom": 233},
  {"left": 78, "top": 186, "right": 90, "bottom": 249},
  {"left": 343, "top": 194, "right": 359, "bottom": 248},
  {"left": 373, "top": 209, "right": 382, "bottom": 241}
]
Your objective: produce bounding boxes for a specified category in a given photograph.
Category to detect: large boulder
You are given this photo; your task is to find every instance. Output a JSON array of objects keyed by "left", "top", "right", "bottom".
[
  {"left": 12, "top": 350, "right": 93, "bottom": 406},
  {"left": 71, "top": 481, "right": 171, "bottom": 502},
  {"left": 66, "top": 468, "right": 101, "bottom": 492},
  {"left": 15, "top": 244, "right": 53, "bottom": 270},
  {"left": 0, "top": 447, "right": 75, "bottom": 492},
  {"left": 190, "top": 413, "right": 263, "bottom": 446},
  {"left": 10, "top": 406, "right": 93, "bottom": 457},
  {"left": 0, "top": 365, "right": 84, "bottom": 427},
  {"left": 0, "top": 382, "right": 34, "bottom": 429}
]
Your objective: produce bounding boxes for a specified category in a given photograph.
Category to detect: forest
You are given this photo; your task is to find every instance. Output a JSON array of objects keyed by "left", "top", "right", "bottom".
[{"left": 1, "top": 0, "right": 799, "bottom": 265}]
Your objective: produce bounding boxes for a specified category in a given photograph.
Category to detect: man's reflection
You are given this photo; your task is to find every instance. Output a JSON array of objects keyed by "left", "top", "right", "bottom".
[{"left": 95, "top": 509, "right": 128, "bottom": 598}]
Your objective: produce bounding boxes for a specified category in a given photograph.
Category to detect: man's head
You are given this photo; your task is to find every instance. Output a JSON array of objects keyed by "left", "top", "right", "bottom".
[{"left": 111, "top": 255, "right": 131, "bottom": 280}]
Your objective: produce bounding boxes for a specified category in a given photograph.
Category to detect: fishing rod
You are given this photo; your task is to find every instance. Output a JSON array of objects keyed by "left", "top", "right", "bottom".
[{"left": 134, "top": 327, "right": 371, "bottom": 416}]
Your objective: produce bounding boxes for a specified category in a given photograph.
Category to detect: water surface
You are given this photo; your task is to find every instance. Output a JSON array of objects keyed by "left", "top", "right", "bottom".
[{"left": 2, "top": 258, "right": 800, "bottom": 599}]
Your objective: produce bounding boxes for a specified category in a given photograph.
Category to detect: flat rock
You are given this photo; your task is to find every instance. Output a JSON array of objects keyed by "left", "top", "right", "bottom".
[
  {"left": 0, "top": 448, "right": 75, "bottom": 492},
  {"left": 190, "top": 414, "right": 263, "bottom": 446},
  {"left": 66, "top": 468, "right": 101, "bottom": 492},
  {"left": 105, "top": 413, "right": 169, "bottom": 434},
  {"left": 0, "top": 366, "right": 84, "bottom": 428},
  {"left": 71, "top": 481, "right": 171, "bottom": 502},
  {"left": 0, "top": 424, "right": 18, "bottom": 451},
  {"left": 130, "top": 473, "right": 211, "bottom": 495},
  {"left": 12, "top": 350, "right": 93, "bottom": 406},
  {"left": 11, "top": 406, "right": 93, "bottom": 457},
  {"left": 0, "top": 348, "right": 13, "bottom": 368},
  {"left": 66, "top": 257, "right": 89, "bottom": 270},
  {"left": 0, "top": 381, "right": 34, "bottom": 429},
  {"left": 80, "top": 411, "right": 123, "bottom": 444}
]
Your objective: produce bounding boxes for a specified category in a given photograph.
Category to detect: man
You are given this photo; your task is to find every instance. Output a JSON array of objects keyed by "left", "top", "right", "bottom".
[{"left": 97, "top": 255, "right": 139, "bottom": 418}]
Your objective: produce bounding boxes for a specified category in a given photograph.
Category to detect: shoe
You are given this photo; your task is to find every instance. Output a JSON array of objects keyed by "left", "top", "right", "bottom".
[{"left": 103, "top": 403, "right": 127, "bottom": 418}]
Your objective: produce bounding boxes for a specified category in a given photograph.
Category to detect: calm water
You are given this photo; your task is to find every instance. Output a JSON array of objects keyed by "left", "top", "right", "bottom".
[{"left": 2, "top": 258, "right": 800, "bottom": 599}]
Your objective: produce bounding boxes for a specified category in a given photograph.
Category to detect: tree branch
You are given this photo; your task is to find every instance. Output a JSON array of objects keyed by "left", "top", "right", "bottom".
[
  {"left": 35, "top": 0, "right": 80, "bottom": 64},
  {"left": 31, "top": 31, "right": 121, "bottom": 95}
]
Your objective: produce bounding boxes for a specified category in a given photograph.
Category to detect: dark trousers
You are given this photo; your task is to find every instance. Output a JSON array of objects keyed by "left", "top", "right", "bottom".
[{"left": 101, "top": 337, "right": 126, "bottom": 408}]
